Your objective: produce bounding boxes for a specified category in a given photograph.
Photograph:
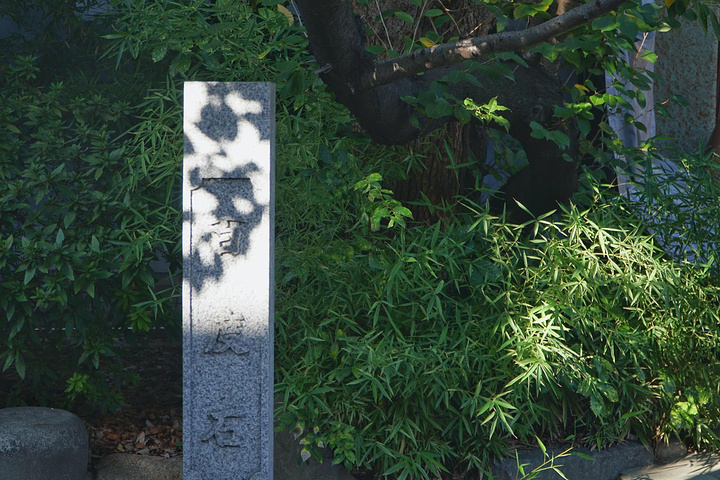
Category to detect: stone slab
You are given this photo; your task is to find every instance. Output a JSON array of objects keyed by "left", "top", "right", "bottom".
[
  {"left": 490, "top": 441, "right": 653, "bottom": 480},
  {"left": 274, "top": 429, "right": 357, "bottom": 480},
  {"left": 183, "top": 82, "right": 275, "bottom": 480},
  {"left": 654, "top": 438, "right": 689, "bottom": 464},
  {"left": 620, "top": 453, "right": 720, "bottom": 480},
  {"left": 91, "top": 430, "right": 359, "bottom": 480},
  {"left": 93, "top": 454, "right": 182, "bottom": 480},
  {"left": 0, "top": 406, "right": 89, "bottom": 480}
]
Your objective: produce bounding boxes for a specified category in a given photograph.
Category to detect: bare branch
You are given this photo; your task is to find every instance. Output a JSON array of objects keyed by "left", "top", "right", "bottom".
[{"left": 360, "top": 0, "right": 629, "bottom": 89}]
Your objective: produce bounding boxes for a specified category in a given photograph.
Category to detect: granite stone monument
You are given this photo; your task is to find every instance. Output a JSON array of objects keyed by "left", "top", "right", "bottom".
[
  {"left": 656, "top": 21, "right": 718, "bottom": 152},
  {"left": 183, "top": 82, "right": 275, "bottom": 480}
]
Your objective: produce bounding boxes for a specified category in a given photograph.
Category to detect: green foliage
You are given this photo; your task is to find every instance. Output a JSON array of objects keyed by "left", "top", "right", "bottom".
[
  {"left": 373, "top": 0, "right": 718, "bottom": 185},
  {"left": 628, "top": 148, "right": 720, "bottom": 272},
  {"left": 104, "top": 0, "right": 313, "bottom": 97},
  {"left": 515, "top": 439, "right": 575, "bottom": 480},
  {"left": 354, "top": 173, "right": 414, "bottom": 231},
  {"left": 4, "top": 0, "right": 720, "bottom": 478},
  {"left": 464, "top": 97, "right": 510, "bottom": 132},
  {"left": 277, "top": 180, "right": 720, "bottom": 477},
  {"left": 0, "top": 0, "right": 346, "bottom": 409},
  {"left": 101, "top": 1, "right": 720, "bottom": 478},
  {"left": 0, "top": 0, "right": 177, "bottom": 410}
]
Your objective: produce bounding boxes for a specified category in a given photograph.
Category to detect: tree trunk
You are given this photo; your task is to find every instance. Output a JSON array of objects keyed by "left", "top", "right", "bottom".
[
  {"left": 296, "top": 0, "right": 579, "bottom": 221},
  {"left": 386, "top": 122, "right": 474, "bottom": 223},
  {"left": 348, "top": 0, "right": 494, "bottom": 222}
]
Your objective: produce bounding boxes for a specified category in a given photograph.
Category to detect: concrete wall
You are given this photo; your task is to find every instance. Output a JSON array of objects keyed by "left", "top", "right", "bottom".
[{"left": 655, "top": 20, "right": 718, "bottom": 152}]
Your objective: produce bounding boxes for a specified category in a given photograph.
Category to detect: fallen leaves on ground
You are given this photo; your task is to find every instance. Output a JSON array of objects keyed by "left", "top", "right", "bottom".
[
  {"left": 80, "top": 333, "right": 183, "bottom": 459},
  {"left": 86, "top": 406, "right": 183, "bottom": 458}
]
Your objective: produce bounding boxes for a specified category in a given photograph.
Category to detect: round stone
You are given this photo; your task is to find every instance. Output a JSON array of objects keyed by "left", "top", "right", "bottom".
[{"left": 0, "top": 407, "right": 88, "bottom": 480}]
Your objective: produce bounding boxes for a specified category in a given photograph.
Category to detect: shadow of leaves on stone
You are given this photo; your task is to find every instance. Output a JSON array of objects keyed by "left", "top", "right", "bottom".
[{"left": 183, "top": 83, "right": 270, "bottom": 294}]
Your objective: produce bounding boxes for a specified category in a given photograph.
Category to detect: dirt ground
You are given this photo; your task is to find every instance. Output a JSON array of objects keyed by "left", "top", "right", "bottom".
[{"left": 80, "top": 332, "right": 183, "bottom": 461}]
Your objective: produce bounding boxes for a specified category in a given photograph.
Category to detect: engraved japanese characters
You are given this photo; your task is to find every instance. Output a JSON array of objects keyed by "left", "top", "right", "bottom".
[{"left": 183, "top": 82, "right": 275, "bottom": 480}]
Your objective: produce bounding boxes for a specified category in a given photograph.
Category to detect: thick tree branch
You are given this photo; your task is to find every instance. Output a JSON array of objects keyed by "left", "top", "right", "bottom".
[
  {"left": 294, "top": 0, "right": 583, "bottom": 216},
  {"left": 360, "top": 0, "right": 629, "bottom": 88},
  {"left": 295, "top": 0, "right": 439, "bottom": 144},
  {"left": 294, "top": 0, "right": 582, "bottom": 149}
]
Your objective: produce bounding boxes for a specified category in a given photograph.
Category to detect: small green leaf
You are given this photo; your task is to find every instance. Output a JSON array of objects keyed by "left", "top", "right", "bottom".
[
  {"left": 108, "top": 147, "right": 125, "bottom": 161},
  {"left": 394, "top": 11, "right": 414, "bottom": 24},
  {"left": 529, "top": 120, "right": 546, "bottom": 138},
  {"left": 78, "top": 350, "right": 90, "bottom": 366},
  {"left": 63, "top": 212, "right": 75, "bottom": 229},
  {"left": 172, "top": 53, "right": 191, "bottom": 74},
  {"left": 638, "top": 49, "right": 657, "bottom": 63},
  {"left": 138, "top": 267, "right": 155, "bottom": 287},
  {"left": 394, "top": 206, "right": 413, "bottom": 218},
  {"left": 15, "top": 354, "right": 26, "bottom": 379},
  {"left": 550, "top": 130, "right": 570, "bottom": 149},
  {"left": 513, "top": 0, "right": 552, "bottom": 18},
  {"left": 620, "top": 410, "right": 647, "bottom": 421},
  {"left": 573, "top": 452, "right": 596, "bottom": 461},
  {"left": 592, "top": 15, "right": 619, "bottom": 32},
  {"left": 617, "top": 14, "right": 639, "bottom": 39},
  {"left": 55, "top": 229, "right": 65, "bottom": 247},
  {"left": 91, "top": 236, "right": 100, "bottom": 253},
  {"left": 24, "top": 266, "right": 36, "bottom": 285},
  {"left": 3, "top": 354, "right": 14, "bottom": 373},
  {"left": 365, "top": 45, "right": 388, "bottom": 55},
  {"left": 590, "top": 396, "right": 606, "bottom": 418},
  {"left": 536, "top": 436, "right": 547, "bottom": 454},
  {"left": 424, "top": 8, "right": 444, "bottom": 17},
  {"left": 152, "top": 45, "right": 168, "bottom": 62},
  {"left": 61, "top": 262, "right": 75, "bottom": 281}
]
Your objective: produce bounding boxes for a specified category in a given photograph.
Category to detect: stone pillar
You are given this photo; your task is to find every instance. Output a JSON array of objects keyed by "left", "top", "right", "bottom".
[
  {"left": 656, "top": 21, "right": 718, "bottom": 152},
  {"left": 183, "top": 82, "right": 275, "bottom": 480}
]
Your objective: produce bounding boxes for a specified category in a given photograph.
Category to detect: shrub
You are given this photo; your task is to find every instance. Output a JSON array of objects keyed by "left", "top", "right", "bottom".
[
  {"left": 101, "top": 1, "right": 720, "bottom": 477},
  {"left": 6, "top": 0, "right": 719, "bottom": 477},
  {"left": 275, "top": 186, "right": 720, "bottom": 478},
  {"left": 627, "top": 147, "right": 720, "bottom": 270},
  {"left": 0, "top": 0, "right": 178, "bottom": 411}
]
